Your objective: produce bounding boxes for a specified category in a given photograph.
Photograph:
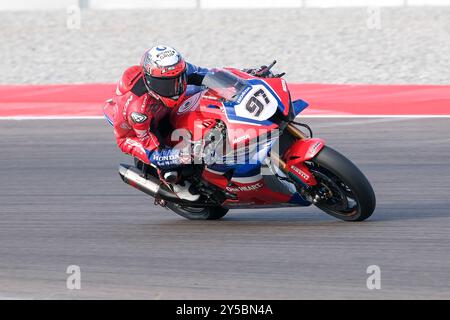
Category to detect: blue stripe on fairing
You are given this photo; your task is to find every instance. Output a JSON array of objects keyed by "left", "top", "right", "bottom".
[
  {"left": 206, "top": 133, "right": 277, "bottom": 178},
  {"left": 207, "top": 163, "right": 261, "bottom": 177},
  {"left": 233, "top": 164, "right": 261, "bottom": 177}
]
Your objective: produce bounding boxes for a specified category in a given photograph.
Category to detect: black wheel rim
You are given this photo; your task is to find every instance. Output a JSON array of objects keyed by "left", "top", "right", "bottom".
[{"left": 308, "top": 164, "right": 359, "bottom": 218}]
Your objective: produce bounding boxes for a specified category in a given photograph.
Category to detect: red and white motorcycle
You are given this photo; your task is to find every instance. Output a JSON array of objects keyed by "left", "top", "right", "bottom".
[{"left": 105, "top": 62, "right": 376, "bottom": 221}]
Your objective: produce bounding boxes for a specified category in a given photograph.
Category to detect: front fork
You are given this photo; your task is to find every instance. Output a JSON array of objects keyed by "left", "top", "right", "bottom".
[{"left": 271, "top": 123, "right": 325, "bottom": 190}]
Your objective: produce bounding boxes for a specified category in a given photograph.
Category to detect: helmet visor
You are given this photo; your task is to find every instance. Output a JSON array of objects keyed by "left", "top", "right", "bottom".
[{"left": 144, "top": 71, "right": 187, "bottom": 98}]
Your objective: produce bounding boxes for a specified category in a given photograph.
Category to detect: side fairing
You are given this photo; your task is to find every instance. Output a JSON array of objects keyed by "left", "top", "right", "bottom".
[
  {"left": 171, "top": 89, "right": 279, "bottom": 148},
  {"left": 170, "top": 91, "right": 225, "bottom": 142}
]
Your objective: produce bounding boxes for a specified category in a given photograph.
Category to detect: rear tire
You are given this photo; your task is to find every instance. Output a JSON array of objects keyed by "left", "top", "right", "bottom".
[
  {"left": 166, "top": 204, "right": 229, "bottom": 220},
  {"left": 310, "top": 146, "right": 376, "bottom": 221},
  {"left": 134, "top": 158, "right": 229, "bottom": 220}
]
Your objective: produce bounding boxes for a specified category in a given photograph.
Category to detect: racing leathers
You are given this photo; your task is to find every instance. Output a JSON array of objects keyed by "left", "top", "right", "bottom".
[{"left": 112, "top": 63, "right": 208, "bottom": 171}]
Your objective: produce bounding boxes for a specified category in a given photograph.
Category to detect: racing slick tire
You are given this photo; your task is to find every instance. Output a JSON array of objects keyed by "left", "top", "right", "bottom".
[
  {"left": 310, "top": 146, "right": 376, "bottom": 221},
  {"left": 166, "top": 204, "right": 229, "bottom": 220}
]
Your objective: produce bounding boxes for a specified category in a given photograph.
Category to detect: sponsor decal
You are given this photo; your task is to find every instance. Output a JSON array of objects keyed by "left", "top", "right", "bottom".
[
  {"left": 156, "top": 49, "right": 177, "bottom": 60},
  {"left": 290, "top": 165, "right": 310, "bottom": 180},
  {"left": 226, "top": 182, "right": 263, "bottom": 192},
  {"left": 177, "top": 93, "right": 201, "bottom": 114},
  {"left": 310, "top": 141, "right": 323, "bottom": 155},
  {"left": 232, "top": 134, "right": 250, "bottom": 144},
  {"left": 235, "top": 86, "right": 252, "bottom": 104},
  {"left": 130, "top": 112, "right": 148, "bottom": 124},
  {"left": 152, "top": 48, "right": 178, "bottom": 67},
  {"left": 146, "top": 46, "right": 179, "bottom": 68},
  {"left": 152, "top": 154, "right": 179, "bottom": 161}
]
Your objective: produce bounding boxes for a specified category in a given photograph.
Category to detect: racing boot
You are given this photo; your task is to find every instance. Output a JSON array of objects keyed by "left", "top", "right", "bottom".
[{"left": 164, "top": 171, "right": 200, "bottom": 202}]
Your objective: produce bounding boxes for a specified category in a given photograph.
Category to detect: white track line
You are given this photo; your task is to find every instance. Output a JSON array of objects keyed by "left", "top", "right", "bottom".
[
  {"left": 0, "top": 115, "right": 450, "bottom": 121},
  {"left": 309, "top": 117, "right": 415, "bottom": 128}
]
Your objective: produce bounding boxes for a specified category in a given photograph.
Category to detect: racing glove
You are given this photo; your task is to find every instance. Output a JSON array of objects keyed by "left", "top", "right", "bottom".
[{"left": 243, "top": 65, "right": 272, "bottom": 77}]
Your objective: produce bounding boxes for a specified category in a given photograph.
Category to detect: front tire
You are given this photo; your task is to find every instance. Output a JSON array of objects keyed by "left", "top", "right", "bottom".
[
  {"left": 166, "top": 203, "right": 229, "bottom": 220},
  {"left": 309, "top": 146, "right": 376, "bottom": 221}
]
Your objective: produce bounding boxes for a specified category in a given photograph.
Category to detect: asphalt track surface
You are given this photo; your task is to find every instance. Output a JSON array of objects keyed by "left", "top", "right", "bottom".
[{"left": 0, "top": 117, "right": 450, "bottom": 299}]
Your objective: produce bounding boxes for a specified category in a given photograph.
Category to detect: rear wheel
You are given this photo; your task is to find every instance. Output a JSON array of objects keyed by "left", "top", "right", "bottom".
[
  {"left": 134, "top": 158, "right": 229, "bottom": 220},
  {"left": 166, "top": 203, "right": 229, "bottom": 220},
  {"left": 308, "top": 146, "right": 376, "bottom": 221}
]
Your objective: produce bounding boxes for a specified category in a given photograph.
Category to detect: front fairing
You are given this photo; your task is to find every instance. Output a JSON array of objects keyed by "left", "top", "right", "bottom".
[{"left": 170, "top": 69, "right": 313, "bottom": 207}]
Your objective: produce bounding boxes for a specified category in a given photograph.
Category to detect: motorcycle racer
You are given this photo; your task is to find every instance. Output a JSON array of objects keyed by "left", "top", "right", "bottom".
[
  {"left": 108, "top": 54, "right": 376, "bottom": 221},
  {"left": 112, "top": 45, "right": 208, "bottom": 201},
  {"left": 111, "top": 45, "right": 278, "bottom": 202}
]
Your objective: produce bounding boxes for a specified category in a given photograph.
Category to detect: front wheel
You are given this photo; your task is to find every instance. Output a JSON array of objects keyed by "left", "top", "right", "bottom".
[
  {"left": 308, "top": 146, "right": 376, "bottom": 221},
  {"left": 166, "top": 203, "right": 229, "bottom": 220}
]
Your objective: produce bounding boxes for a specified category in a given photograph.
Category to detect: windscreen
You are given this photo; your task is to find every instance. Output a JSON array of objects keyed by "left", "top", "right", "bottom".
[{"left": 201, "top": 69, "right": 249, "bottom": 102}]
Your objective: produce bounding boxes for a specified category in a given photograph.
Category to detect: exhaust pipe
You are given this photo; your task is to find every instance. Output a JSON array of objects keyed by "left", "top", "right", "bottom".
[
  {"left": 118, "top": 164, "right": 210, "bottom": 207},
  {"left": 118, "top": 164, "right": 161, "bottom": 197}
]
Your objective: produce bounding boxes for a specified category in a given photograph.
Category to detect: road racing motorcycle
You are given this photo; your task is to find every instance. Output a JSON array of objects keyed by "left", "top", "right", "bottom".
[{"left": 104, "top": 61, "right": 376, "bottom": 221}]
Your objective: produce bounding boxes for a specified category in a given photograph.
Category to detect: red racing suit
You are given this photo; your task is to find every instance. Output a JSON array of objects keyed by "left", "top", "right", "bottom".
[{"left": 112, "top": 63, "right": 207, "bottom": 166}]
